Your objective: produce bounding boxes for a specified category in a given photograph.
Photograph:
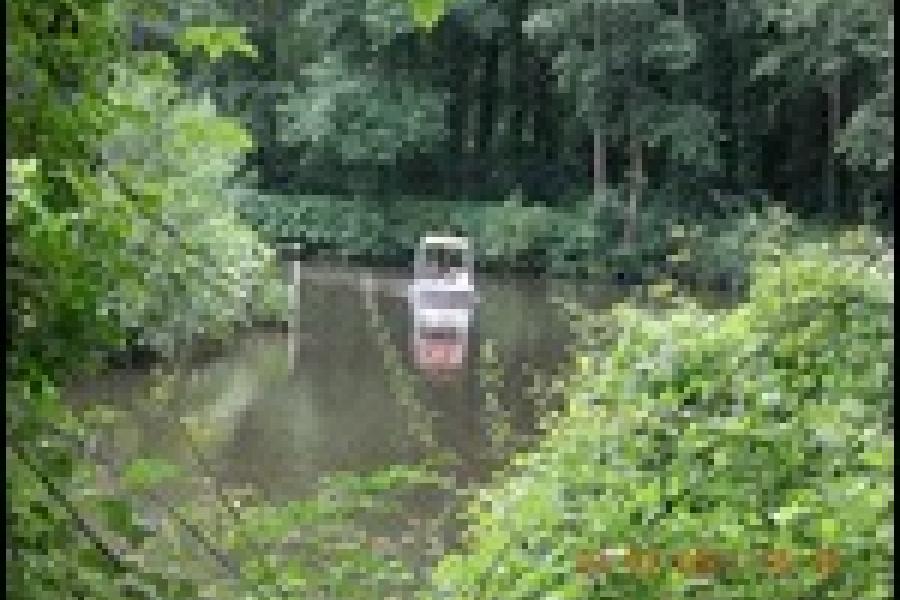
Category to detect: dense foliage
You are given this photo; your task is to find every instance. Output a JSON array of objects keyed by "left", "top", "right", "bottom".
[
  {"left": 429, "top": 229, "right": 893, "bottom": 598},
  {"left": 182, "top": 0, "right": 894, "bottom": 232},
  {"left": 7, "top": 2, "right": 286, "bottom": 598},
  {"left": 6, "top": 0, "right": 894, "bottom": 598},
  {"left": 241, "top": 190, "right": 800, "bottom": 290},
  {"left": 7, "top": 3, "right": 285, "bottom": 370}
]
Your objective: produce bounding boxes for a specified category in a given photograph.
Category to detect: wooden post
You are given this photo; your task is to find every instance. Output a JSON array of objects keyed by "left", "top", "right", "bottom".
[{"left": 287, "top": 260, "right": 296, "bottom": 372}]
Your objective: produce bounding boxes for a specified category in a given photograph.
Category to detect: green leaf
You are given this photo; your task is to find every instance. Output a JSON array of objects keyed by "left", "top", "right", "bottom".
[
  {"left": 409, "top": 0, "right": 446, "bottom": 29},
  {"left": 120, "top": 458, "right": 183, "bottom": 491},
  {"left": 751, "top": 51, "right": 786, "bottom": 81},
  {"left": 174, "top": 26, "right": 258, "bottom": 61},
  {"left": 95, "top": 497, "right": 152, "bottom": 544}
]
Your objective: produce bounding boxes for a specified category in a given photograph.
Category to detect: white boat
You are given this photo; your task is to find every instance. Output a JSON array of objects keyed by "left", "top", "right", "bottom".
[
  {"left": 408, "top": 235, "right": 477, "bottom": 306},
  {"left": 408, "top": 235, "right": 477, "bottom": 375}
]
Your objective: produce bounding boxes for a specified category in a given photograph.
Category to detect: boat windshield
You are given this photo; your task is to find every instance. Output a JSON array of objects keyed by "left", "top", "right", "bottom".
[{"left": 423, "top": 245, "right": 465, "bottom": 271}]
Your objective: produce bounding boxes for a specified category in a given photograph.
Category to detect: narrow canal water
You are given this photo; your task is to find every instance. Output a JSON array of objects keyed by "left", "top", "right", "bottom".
[
  {"left": 63, "top": 261, "right": 633, "bottom": 578},
  {"left": 67, "top": 262, "right": 628, "bottom": 497}
]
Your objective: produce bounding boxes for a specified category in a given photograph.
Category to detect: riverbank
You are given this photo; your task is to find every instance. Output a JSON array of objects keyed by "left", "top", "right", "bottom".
[
  {"left": 241, "top": 190, "right": 886, "bottom": 290},
  {"left": 429, "top": 227, "right": 894, "bottom": 599}
]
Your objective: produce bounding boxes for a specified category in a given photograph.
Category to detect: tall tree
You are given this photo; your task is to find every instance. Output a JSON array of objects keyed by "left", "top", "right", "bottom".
[
  {"left": 750, "top": 0, "right": 893, "bottom": 216},
  {"left": 524, "top": 0, "right": 721, "bottom": 237}
]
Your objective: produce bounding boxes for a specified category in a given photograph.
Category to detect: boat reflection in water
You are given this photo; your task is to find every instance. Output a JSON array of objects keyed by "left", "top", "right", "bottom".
[
  {"left": 411, "top": 309, "right": 473, "bottom": 381},
  {"left": 408, "top": 236, "right": 477, "bottom": 380}
]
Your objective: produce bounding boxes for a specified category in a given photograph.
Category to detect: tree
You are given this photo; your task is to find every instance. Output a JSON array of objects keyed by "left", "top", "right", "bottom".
[
  {"left": 524, "top": 0, "right": 721, "bottom": 240},
  {"left": 7, "top": 3, "right": 284, "bottom": 597},
  {"left": 750, "top": 0, "right": 893, "bottom": 216}
]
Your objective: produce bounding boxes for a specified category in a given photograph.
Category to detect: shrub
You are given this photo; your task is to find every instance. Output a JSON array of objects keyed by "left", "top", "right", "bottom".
[{"left": 429, "top": 229, "right": 893, "bottom": 599}]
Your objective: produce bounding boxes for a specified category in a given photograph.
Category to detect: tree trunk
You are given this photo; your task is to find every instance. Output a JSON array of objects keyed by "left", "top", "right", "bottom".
[
  {"left": 592, "top": 128, "right": 607, "bottom": 208},
  {"left": 825, "top": 11, "right": 842, "bottom": 215},
  {"left": 626, "top": 129, "right": 643, "bottom": 248},
  {"left": 826, "top": 71, "right": 841, "bottom": 215}
]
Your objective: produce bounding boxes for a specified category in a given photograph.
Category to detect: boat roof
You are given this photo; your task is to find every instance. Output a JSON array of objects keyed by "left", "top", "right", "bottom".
[{"left": 419, "top": 236, "right": 470, "bottom": 249}]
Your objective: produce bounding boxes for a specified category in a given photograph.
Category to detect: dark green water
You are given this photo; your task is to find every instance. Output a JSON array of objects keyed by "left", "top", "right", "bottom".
[{"left": 66, "top": 263, "right": 629, "bottom": 501}]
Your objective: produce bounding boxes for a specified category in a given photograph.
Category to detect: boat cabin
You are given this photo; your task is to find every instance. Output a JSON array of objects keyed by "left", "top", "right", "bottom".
[{"left": 414, "top": 235, "right": 474, "bottom": 285}]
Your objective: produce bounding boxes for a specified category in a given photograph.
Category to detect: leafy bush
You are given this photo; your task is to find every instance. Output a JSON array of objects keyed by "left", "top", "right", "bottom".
[
  {"left": 7, "top": 57, "right": 287, "bottom": 366},
  {"left": 661, "top": 203, "right": 800, "bottom": 293},
  {"left": 98, "top": 57, "right": 286, "bottom": 356},
  {"left": 475, "top": 193, "right": 554, "bottom": 266},
  {"left": 428, "top": 230, "right": 893, "bottom": 599},
  {"left": 7, "top": 9, "right": 287, "bottom": 598},
  {"left": 236, "top": 189, "right": 706, "bottom": 277},
  {"left": 241, "top": 189, "right": 811, "bottom": 289}
]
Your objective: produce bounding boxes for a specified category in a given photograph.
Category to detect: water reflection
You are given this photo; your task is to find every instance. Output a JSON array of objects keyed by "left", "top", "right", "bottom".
[{"left": 68, "top": 262, "right": 625, "bottom": 502}]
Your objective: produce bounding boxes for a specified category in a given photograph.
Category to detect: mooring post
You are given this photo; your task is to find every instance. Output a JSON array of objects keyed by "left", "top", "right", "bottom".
[
  {"left": 362, "top": 270, "right": 377, "bottom": 325},
  {"left": 287, "top": 260, "right": 297, "bottom": 372}
]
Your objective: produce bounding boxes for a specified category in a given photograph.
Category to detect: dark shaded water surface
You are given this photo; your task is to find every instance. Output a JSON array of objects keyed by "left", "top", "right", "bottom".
[{"left": 66, "top": 262, "right": 629, "bottom": 502}]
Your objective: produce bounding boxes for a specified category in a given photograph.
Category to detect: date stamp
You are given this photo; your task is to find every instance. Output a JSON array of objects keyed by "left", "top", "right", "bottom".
[{"left": 575, "top": 547, "right": 841, "bottom": 578}]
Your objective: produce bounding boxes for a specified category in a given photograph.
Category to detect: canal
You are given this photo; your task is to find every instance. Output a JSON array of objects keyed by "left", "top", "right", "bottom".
[{"left": 63, "top": 261, "right": 633, "bottom": 580}]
